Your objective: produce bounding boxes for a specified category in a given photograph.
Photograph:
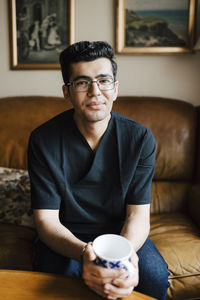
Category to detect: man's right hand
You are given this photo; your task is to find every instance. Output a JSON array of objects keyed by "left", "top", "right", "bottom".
[{"left": 82, "top": 243, "right": 134, "bottom": 299}]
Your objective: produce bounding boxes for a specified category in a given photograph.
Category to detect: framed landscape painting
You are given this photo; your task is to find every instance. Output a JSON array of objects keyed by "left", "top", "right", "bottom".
[
  {"left": 116, "top": 0, "right": 197, "bottom": 54},
  {"left": 9, "top": 0, "right": 74, "bottom": 69}
]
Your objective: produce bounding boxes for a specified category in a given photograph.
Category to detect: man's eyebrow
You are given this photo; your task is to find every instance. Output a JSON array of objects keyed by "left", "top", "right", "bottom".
[
  {"left": 72, "top": 75, "right": 90, "bottom": 82},
  {"left": 72, "top": 74, "right": 113, "bottom": 81},
  {"left": 96, "top": 74, "right": 113, "bottom": 79}
]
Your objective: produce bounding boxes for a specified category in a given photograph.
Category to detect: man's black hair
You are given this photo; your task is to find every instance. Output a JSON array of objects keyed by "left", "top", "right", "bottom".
[{"left": 59, "top": 41, "right": 117, "bottom": 84}]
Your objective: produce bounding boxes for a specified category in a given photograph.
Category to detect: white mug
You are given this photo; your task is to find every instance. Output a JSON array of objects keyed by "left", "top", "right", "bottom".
[{"left": 92, "top": 234, "right": 135, "bottom": 276}]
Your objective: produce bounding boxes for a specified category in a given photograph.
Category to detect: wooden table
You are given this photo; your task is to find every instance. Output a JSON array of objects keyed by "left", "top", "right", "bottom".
[{"left": 0, "top": 270, "right": 156, "bottom": 300}]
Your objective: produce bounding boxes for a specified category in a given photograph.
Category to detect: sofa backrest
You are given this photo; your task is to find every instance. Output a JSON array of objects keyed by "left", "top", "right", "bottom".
[
  {"left": 0, "top": 96, "right": 198, "bottom": 214},
  {"left": 0, "top": 96, "right": 70, "bottom": 169},
  {"left": 114, "top": 97, "right": 196, "bottom": 181},
  {"left": 115, "top": 97, "right": 197, "bottom": 214},
  {"left": 196, "top": 106, "right": 200, "bottom": 183}
]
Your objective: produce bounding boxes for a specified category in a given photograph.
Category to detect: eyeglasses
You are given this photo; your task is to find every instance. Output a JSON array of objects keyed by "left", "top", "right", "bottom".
[{"left": 66, "top": 77, "right": 116, "bottom": 92}]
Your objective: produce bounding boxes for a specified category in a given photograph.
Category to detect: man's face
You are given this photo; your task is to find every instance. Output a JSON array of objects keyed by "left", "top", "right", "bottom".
[{"left": 62, "top": 58, "right": 118, "bottom": 124}]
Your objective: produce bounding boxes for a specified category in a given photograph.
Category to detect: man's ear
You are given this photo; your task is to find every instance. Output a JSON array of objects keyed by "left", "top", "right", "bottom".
[
  {"left": 113, "top": 81, "right": 119, "bottom": 102},
  {"left": 62, "top": 84, "right": 70, "bottom": 99}
]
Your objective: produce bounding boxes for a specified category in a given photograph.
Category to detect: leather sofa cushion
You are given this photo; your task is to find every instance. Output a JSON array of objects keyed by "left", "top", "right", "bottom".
[
  {"left": 151, "top": 181, "right": 190, "bottom": 214},
  {"left": 150, "top": 213, "right": 200, "bottom": 299}
]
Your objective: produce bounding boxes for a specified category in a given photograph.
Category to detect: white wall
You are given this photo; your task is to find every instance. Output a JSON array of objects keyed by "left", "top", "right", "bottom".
[{"left": 0, "top": 0, "right": 200, "bottom": 105}]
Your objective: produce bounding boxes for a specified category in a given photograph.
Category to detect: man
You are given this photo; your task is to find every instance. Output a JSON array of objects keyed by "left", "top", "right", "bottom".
[{"left": 28, "top": 41, "right": 169, "bottom": 300}]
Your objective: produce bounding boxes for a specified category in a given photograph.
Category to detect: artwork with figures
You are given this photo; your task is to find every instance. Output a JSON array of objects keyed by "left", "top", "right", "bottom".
[{"left": 10, "top": 0, "right": 73, "bottom": 69}]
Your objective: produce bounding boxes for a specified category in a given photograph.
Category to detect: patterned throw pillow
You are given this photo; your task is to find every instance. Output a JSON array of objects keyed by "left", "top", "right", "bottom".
[{"left": 0, "top": 167, "right": 34, "bottom": 228}]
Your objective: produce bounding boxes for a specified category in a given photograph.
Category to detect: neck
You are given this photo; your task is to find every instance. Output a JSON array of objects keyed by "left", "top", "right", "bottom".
[{"left": 74, "top": 113, "right": 111, "bottom": 151}]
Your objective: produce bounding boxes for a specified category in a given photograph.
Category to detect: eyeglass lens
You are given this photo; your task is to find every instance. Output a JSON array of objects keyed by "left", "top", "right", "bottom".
[{"left": 72, "top": 78, "right": 115, "bottom": 92}]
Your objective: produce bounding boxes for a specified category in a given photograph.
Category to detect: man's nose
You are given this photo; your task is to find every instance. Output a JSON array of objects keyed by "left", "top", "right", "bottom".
[{"left": 87, "top": 81, "right": 101, "bottom": 96}]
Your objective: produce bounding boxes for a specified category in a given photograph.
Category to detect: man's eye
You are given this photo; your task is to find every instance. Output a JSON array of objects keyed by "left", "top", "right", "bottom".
[
  {"left": 76, "top": 80, "right": 88, "bottom": 86},
  {"left": 99, "top": 79, "right": 112, "bottom": 84}
]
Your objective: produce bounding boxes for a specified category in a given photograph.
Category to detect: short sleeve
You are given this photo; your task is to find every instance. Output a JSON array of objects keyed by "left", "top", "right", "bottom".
[
  {"left": 125, "top": 128, "right": 156, "bottom": 204},
  {"left": 28, "top": 132, "right": 61, "bottom": 209}
]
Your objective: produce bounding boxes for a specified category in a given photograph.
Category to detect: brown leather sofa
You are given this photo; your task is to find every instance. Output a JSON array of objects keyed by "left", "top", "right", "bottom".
[{"left": 0, "top": 96, "right": 200, "bottom": 300}]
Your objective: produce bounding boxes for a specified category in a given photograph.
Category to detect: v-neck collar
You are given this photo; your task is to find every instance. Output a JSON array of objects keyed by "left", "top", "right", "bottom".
[{"left": 72, "top": 112, "right": 114, "bottom": 154}]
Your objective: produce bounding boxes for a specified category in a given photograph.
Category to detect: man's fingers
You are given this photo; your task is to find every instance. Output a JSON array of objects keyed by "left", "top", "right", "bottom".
[
  {"left": 83, "top": 266, "right": 126, "bottom": 284},
  {"left": 84, "top": 271, "right": 118, "bottom": 286},
  {"left": 112, "top": 273, "right": 138, "bottom": 288},
  {"left": 104, "top": 283, "right": 133, "bottom": 299},
  {"left": 83, "top": 242, "right": 96, "bottom": 261},
  {"left": 131, "top": 251, "right": 139, "bottom": 268}
]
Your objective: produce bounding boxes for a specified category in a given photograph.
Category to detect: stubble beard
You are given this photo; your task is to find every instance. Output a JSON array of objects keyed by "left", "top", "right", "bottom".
[{"left": 83, "top": 109, "right": 110, "bottom": 123}]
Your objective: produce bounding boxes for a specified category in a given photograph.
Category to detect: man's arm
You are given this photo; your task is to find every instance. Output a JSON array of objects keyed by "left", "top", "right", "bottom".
[
  {"left": 120, "top": 203, "right": 150, "bottom": 252},
  {"left": 120, "top": 203, "right": 150, "bottom": 276},
  {"left": 33, "top": 209, "right": 86, "bottom": 261}
]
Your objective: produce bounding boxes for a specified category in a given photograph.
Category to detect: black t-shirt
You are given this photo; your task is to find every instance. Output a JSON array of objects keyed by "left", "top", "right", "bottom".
[{"left": 28, "top": 109, "right": 156, "bottom": 235}]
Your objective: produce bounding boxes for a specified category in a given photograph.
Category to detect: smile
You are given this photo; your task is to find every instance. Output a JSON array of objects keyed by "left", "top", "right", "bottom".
[{"left": 86, "top": 102, "right": 106, "bottom": 110}]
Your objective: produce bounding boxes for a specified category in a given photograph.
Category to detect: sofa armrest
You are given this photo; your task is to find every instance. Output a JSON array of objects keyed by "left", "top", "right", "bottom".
[{"left": 188, "top": 185, "right": 200, "bottom": 228}]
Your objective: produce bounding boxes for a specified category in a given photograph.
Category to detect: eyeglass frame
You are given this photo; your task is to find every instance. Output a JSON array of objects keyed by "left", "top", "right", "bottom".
[{"left": 66, "top": 76, "right": 117, "bottom": 93}]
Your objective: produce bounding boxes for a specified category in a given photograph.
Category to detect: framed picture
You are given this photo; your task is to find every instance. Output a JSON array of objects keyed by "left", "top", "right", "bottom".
[
  {"left": 9, "top": 0, "right": 74, "bottom": 69},
  {"left": 116, "top": 0, "right": 197, "bottom": 54}
]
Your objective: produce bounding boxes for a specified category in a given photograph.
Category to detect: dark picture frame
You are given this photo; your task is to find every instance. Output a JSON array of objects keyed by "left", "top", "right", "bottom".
[
  {"left": 9, "top": 0, "right": 74, "bottom": 69},
  {"left": 116, "top": 0, "right": 197, "bottom": 54}
]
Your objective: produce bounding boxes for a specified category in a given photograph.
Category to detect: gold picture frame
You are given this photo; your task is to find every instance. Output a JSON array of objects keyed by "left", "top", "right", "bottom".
[
  {"left": 9, "top": 0, "right": 74, "bottom": 70},
  {"left": 116, "top": 0, "right": 197, "bottom": 54}
]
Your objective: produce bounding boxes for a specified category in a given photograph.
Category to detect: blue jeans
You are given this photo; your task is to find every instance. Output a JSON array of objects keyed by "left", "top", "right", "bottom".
[{"left": 33, "top": 237, "right": 170, "bottom": 300}]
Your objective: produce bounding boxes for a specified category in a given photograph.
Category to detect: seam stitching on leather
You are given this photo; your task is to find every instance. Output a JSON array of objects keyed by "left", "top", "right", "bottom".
[{"left": 169, "top": 273, "right": 200, "bottom": 279}]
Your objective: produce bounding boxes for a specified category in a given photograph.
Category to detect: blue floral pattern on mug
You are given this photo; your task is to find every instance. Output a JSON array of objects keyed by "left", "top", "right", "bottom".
[
  {"left": 95, "top": 257, "right": 108, "bottom": 268},
  {"left": 95, "top": 257, "right": 129, "bottom": 270},
  {"left": 109, "top": 261, "right": 121, "bottom": 269}
]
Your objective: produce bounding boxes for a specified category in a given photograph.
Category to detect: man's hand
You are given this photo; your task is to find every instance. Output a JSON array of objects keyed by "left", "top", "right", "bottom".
[
  {"left": 103, "top": 250, "right": 139, "bottom": 299},
  {"left": 82, "top": 243, "right": 139, "bottom": 299}
]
